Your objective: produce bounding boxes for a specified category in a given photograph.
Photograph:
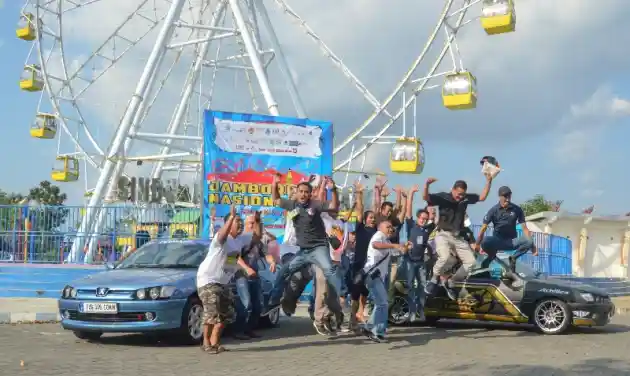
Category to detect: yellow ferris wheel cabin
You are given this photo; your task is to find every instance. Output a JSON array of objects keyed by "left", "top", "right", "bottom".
[
  {"left": 481, "top": 0, "right": 516, "bottom": 35},
  {"left": 30, "top": 113, "right": 57, "bottom": 139},
  {"left": 442, "top": 71, "right": 477, "bottom": 110},
  {"left": 16, "top": 13, "right": 38, "bottom": 41},
  {"left": 390, "top": 137, "right": 425, "bottom": 174},
  {"left": 20, "top": 64, "right": 44, "bottom": 92},
  {"left": 51, "top": 156, "right": 80, "bottom": 183}
]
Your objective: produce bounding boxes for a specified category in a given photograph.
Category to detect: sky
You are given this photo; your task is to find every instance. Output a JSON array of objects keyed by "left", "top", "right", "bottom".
[{"left": 0, "top": 0, "right": 630, "bottom": 223}]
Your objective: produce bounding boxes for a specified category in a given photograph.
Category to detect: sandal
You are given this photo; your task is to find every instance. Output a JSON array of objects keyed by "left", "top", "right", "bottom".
[
  {"left": 201, "top": 345, "right": 214, "bottom": 353},
  {"left": 205, "top": 345, "right": 229, "bottom": 354}
]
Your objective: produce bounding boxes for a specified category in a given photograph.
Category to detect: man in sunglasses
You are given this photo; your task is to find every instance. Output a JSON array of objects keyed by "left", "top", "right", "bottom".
[{"left": 474, "top": 186, "right": 537, "bottom": 271}]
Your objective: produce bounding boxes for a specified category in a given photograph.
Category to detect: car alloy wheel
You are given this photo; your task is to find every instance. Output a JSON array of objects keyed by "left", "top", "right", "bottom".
[
  {"left": 187, "top": 302, "right": 204, "bottom": 342},
  {"left": 533, "top": 299, "right": 571, "bottom": 335},
  {"left": 389, "top": 296, "right": 410, "bottom": 325},
  {"left": 268, "top": 307, "right": 280, "bottom": 326}
]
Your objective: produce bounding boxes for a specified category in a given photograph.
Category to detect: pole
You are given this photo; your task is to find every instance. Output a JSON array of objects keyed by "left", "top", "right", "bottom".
[
  {"left": 229, "top": 0, "right": 279, "bottom": 115},
  {"left": 150, "top": 0, "right": 228, "bottom": 181},
  {"left": 254, "top": 0, "right": 306, "bottom": 117},
  {"left": 69, "top": 0, "right": 187, "bottom": 263}
]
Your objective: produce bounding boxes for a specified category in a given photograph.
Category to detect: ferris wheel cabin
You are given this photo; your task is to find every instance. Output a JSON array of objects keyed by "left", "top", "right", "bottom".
[
  {"left": 16, "top": 13, "right": 38, "bottom": 41},
  {"left": 30, "top": 113, "right": 57, "bottom": 139},
  {"left": 51, "top": 156, "right": 79, "bottom": 183},
  {"left": 481, "top": 0, "right": 516, "bottom": 35},
  {"left": 442, "top": 71, "right": 477, "bottom": 110},
  {"left": 390, "top": 137, "right": 425, "bottom": 174},
  {"left": 20, "top": 65, "right": 44, "bottom": 92}
]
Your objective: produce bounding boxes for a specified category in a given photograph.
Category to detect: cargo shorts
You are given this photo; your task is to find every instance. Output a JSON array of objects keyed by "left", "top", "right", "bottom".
[{"left": 198, "top": 283, "right": 235, "bottom": 325}]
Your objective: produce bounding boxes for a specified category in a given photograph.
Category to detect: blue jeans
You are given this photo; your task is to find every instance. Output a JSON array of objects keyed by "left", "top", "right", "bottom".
[
  {"left": 365, "top": 276, "right": 388, "bottom": 336},
  {"left": 481, "top": 235, "right": 534, "bottom": 268},
  {"left": 235, "top": 276, "right": 263, "bottom": 332},
  {"left": 269, "top": 245, "right": 340, "bottom": 305},
  {"left": 404, "top": 259, "right": 426, "bottom": 316}
]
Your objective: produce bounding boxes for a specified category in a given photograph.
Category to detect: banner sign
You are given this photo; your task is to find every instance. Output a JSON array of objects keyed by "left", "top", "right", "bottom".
[{"left": 202, "top": 111, "right": 333, "bottom": 239}]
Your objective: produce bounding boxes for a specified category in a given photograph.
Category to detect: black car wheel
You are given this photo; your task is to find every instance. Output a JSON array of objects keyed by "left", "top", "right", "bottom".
[
  {"left": 388, "top": 295, "right": 410, "bottom": 325},
  {"left": 73, "top": 331, "right": 103, "bottom": 341},
  {"left": 532, "top": 298, "right": 571, "bottom": 335},
  {"left": 260, "top": 307, "right": 281, "bottom": 328},
  {"left": 178, "top": 296, "right": 204, "bottom": 344}
]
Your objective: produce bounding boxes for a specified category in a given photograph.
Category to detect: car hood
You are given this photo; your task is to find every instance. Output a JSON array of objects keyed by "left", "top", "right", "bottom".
[
  {"left": 70, "top": 268, "right": 195, "bottom": 290},
  {"left": 537, "top": 277, "right": 609, "bottom": 296}
]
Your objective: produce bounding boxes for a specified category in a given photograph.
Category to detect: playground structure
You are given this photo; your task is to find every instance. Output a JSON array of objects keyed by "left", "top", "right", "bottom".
[{"left": 14, "top": 0, "right": 520, "bottom": 262}]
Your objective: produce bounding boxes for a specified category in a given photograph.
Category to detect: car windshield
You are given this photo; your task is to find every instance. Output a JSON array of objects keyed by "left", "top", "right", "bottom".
[
  {"left": 474, "top": 253, "right": 543, "bottom": 279},
  {"left": 116, "top": 241, "right": 208, "bottom": 269}
]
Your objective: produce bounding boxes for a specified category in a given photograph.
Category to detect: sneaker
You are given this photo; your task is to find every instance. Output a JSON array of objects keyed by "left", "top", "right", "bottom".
[
  {"left": 323, "top": 318, "right": 334, "bottom": 333},
  {"left": 408, "top": 312, "right": 416, "bottom": 324},
  {"left": 424, "top": 281, "right": 438, "bottom": 295},
  {"left": 444, "top": 285, "right": 457, "bottom": 301},
  {"left": 376, "top": 334, "right": 388, "bottom": 343},
  {"left": 361, "top": 328, "right": 384, "bottom": 343},
  {"left": 313, "top": 321, "right": 333, "bottom": 337}
]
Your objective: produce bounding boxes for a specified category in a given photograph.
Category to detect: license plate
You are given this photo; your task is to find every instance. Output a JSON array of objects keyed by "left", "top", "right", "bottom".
[{"left": 82, "top": 302, "right": 118, "bottom": 314}]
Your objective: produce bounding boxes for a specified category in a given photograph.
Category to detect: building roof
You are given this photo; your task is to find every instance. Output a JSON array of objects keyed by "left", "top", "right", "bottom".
[{"left": 526, "top": 211, "right": 630, "bottom": 224}]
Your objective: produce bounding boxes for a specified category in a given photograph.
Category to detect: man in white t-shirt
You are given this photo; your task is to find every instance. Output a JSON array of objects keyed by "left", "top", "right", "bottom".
[
  {"left": 196, "top": 206, "right": 257, "bottom": 354},
  {"left": 362, "top": 220, "right": 409, "bottom": 343}
]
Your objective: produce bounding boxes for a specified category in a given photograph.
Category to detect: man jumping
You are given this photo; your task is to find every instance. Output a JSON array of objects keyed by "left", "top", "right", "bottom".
[
  {"left": 423, "top": 176, "right": 492, "bottom": 300},
  {"left": 474, "top": 186, "right": 537, "bottom": 272},
  {"left": 264, "top": 173, "right": 341, "bottom": 327}
]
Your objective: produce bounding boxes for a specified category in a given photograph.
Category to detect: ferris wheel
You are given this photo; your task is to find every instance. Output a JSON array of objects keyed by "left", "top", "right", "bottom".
[{"left": 15, "top": 0, "right": 517, "bottom": 261}]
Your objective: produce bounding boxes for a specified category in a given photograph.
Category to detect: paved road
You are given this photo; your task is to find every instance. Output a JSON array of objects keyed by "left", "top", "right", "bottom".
[{"left": 1, "top": 317, "right": 630, "bottom": 376}]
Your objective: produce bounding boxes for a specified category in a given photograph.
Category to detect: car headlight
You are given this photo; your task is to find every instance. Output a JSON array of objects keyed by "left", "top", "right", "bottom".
[
  {"left": 580, "top": 292, "right": 594, "bottom": 303},
  {"left": 62, "top": 285, "right": 77, "bottom": 299},
  {"left": 135, "top": 286, "right": 177, "bottom": 300}
]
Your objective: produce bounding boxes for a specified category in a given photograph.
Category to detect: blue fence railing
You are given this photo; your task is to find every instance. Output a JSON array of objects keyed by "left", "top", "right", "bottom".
[
  {"left": 0, "top": 205, "right": 572, "bottom": 276},
  {"left": 469, "top": 224, "right": 573, "bottom": 276}
]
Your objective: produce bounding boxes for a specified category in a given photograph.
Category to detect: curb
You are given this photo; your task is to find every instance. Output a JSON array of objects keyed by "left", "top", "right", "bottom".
[
  {"left": 0, "top": 312, "right": 61, "bottom": 324},
  {"left": 0, "top": 306, "right": 628, "bottom": 324}
]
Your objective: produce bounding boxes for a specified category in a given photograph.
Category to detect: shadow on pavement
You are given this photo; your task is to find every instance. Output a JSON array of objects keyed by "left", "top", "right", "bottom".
[
  {"left": 447, "top": 358, "right": 630, "bottom": 376},
  {"left": 86, "top": 316, "right": 630, "bottom": 348}
]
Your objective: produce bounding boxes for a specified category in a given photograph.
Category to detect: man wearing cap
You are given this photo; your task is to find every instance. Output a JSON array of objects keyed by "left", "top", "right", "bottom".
[{"left": 474, "top": 186, "right": 537, "bottom": 271}]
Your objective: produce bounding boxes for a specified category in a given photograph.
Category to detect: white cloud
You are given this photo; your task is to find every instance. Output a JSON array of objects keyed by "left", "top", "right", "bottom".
[
  {"left": 29, "top": 0, "right": 630, "bottom": 195},
  {"left": 555, "top": 86, "right": 630, "bottom": 163}
]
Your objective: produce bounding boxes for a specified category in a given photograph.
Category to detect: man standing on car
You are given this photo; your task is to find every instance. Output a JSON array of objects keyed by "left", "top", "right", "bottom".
[
  {"left": 423, "top": 176, "right": 492, "bottom": 300},
  {"left": 197, "top": 206, "right": 257, "bottom": 354},
  {"left": 403, "top": 185, "right": 432, "bottom": 323},
  {"left": 474, "top": 186, "right": 537, "bottom": 271},
  {"left": 232, "top": 213, "right": 278, "bottom": 340},
  {"left": 265, "top": 174, "right": 341, "bottom": 326}
]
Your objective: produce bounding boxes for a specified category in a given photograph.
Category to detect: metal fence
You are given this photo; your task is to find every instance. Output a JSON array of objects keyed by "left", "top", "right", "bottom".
[
  {"left": 469, "top": 225, "right": 573, "bottom": 276},
  {"left": 0, "top": 205, "right": 572, "bottom": 275}
]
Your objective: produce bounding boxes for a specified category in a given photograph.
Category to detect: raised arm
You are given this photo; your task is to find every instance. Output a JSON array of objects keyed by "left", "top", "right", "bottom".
[
  {"left": 406, "top": 185, "right": 419, "bottom": 219},
  {"left": 397, "top": 193, "right": 406, "bottom": 223},
  {"left": 353, "top": 180, "right": 365, "bottom": 223},
  {"left": 394, "top": 186, "right": 403, "bottom": 215},
  {"left": 271, "top": 173, "right": 282, "bottom": 205},
  {"left": 326, "top": 177, "right": 340, "bottom": 211},
  {"left": 478, "top": 174, "right": 494, "bottom": 202},
  {"left": 422, "top": 177, "right": 438, "bottom": 202},
  {"left": 216, "top": 205, "right": 237, "bottom": 244},
  {"left": 372, "top": 176, "right": 387, "bottom": 212}
]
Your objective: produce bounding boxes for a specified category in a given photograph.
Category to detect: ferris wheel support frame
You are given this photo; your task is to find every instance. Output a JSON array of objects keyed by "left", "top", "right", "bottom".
[
  {"left": 83, "top": 1, "right": 230, "bottom": 262},
  {"left": 332, "top": 0, "right": 471, "bottom": 172},
  {"left": 69, "top": 0, "right": 188, "bottom": 263},
  {"left": 73, "top": 0, "right": 297, "bottom": 262}
]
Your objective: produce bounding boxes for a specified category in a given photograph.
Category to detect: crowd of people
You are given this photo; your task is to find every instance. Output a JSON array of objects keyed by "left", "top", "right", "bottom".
[{"left": 195, "top": 171, "right": 538, "bottom": 353}]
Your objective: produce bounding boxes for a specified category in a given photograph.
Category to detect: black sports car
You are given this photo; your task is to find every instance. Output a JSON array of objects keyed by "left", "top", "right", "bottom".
[{"left": 389, "top": 253, "right": 615, "bottom": 335}]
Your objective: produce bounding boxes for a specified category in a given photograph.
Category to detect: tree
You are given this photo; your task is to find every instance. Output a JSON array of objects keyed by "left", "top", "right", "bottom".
[
  {"left": 0, "top": 181, "right": 69, "bottom": 262},
  {"left": 520, "top": 194, "right": 561, "bottom": 217}
]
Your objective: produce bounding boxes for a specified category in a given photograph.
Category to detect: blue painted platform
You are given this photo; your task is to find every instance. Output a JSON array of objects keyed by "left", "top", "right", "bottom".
[{"left": 0, "top": 263, "right": 105, "bottom": 298}]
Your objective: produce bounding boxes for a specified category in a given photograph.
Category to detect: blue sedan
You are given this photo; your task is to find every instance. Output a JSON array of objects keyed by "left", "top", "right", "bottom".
[{"left": 58, "top": 239, "right": 281, "bottom": 343}]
